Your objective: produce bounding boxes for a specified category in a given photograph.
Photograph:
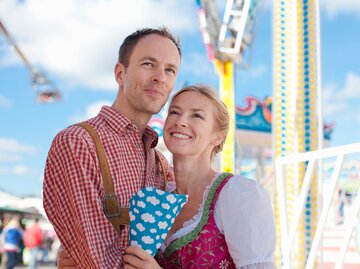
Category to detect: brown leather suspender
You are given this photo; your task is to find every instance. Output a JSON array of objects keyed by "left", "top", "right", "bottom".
[{"left": 76, "top": 122, "right": 167, "bottom": 233}]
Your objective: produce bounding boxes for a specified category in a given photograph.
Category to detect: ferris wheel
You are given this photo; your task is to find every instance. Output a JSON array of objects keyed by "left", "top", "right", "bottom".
[{"left": 0, "top": 19, "right": 61, "bottom": 104}]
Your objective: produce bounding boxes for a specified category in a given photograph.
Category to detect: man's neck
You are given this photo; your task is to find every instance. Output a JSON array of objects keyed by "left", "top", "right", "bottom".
[{"left": 111, "top": 103, "right": 150, "bottom": 137}]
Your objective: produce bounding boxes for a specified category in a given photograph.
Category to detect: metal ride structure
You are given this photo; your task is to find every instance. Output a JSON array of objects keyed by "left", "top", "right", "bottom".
[
  {"left": 273, "top": 0, "right": 322, "bottom": 268},
  {"left": 0, "top": 19, "right": 61, "bottom": 104},
  {"left": 195, "top": 0, "right": 260, "bottom": 173}
]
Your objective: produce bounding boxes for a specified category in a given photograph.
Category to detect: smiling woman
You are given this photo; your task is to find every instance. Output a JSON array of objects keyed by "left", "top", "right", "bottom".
[{"left": 124, "top": 85, "right": 277, "bottom": 269}]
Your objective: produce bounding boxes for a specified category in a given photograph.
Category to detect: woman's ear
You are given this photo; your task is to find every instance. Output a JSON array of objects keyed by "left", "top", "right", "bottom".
[{"left": 212, "top": 131, "right": 224, "bottom": 147}]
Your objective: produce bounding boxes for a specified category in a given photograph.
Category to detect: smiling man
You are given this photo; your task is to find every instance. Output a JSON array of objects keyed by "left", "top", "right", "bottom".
[{"left": 43, "top": 27, "right": 181, "bottom": 269}]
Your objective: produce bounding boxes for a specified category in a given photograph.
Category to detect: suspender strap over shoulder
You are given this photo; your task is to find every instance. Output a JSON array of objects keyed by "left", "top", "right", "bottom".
[
  {"left": 76, "top": 122, "right": 168, "bottom": 233},
  {"left": 76, "top": 122, "right": 130, "bottom": 232},
  {"left": 155, "top": 150, "right": 168, "bottom": 191}
]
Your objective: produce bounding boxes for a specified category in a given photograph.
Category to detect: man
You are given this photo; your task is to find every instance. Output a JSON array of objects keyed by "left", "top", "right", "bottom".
[{"left": 43, "top": 27, "right": 181, "bottom": 268}]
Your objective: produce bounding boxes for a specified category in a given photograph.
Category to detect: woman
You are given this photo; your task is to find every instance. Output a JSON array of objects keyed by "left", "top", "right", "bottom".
[{"left": 124, "top": 85, "right": 277, "bottom": 268}]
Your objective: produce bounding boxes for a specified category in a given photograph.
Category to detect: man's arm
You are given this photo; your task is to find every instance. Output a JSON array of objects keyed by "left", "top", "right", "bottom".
[{"left": 43, "top": 129, "right": 124, "bottom": 268}]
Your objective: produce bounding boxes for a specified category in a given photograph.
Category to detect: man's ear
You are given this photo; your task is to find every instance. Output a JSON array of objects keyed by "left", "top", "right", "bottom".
[{"left": 114, "top": 63, "right": 125, "bottom": 85}]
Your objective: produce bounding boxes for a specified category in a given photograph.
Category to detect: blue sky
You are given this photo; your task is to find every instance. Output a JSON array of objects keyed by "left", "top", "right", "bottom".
[{"left": 0, "top": 0, "right": 359, "bottom": 197}]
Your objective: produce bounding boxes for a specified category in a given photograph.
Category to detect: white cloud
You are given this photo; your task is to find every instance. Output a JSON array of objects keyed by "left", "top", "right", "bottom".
[
  {"left": 322, "top": 72, "right": 360, "bottom": 117},
  {"left": 0, "top": 96, "right": 13, "bottom": 109},
  {"left": 0, "top": 137, "right": 37, "bottom": 156},
  {"left": 0, "top": 154, "right": 21, "bottom": 162},
  {"left": 320, "top": 0, "right": 360, "bottom": 18},
  {"left": 182, "top": 52, "right": 214, "bottom": 79},
  {"left": 342, "top": 72, "right": 360, "bottom": 99},
  {"left": 248, "top": 64, "right": 266, "bottom": 78},
  {"left": 0, "top": 138, "right": 38, "bottom": 179},
  {"left": 0, "top": 164, "right": 34, "bottom": 176},
  {"left": 13, "top": 165, "right": 32, "bottom": 175},
  {"left": 322, "top": 84, "right": 347, "bottom": 117},
  {"left": 0, "top": 0, "right": 196, "bottom": 91}
]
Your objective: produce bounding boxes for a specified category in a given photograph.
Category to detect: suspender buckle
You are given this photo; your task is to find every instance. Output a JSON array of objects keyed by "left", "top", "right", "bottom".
[{"left": 102, "top": 194, "right": 121, "bottom": 218}]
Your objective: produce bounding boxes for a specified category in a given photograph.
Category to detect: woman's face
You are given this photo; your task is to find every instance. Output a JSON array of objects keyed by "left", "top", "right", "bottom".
[{"left": 163, "top": 91, "right": 222, "bottom": 159}]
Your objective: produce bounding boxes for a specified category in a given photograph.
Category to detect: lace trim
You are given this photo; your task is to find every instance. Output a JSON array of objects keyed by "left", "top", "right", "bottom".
[
  {"left": 161, "top": 172, "right": 219, "bottom": 249},
  {"left": 181, "top": 172, "right": 219, "bottom": 227},
  {"left": 163, "top": 172, "right": 231, "bottom": 257}
]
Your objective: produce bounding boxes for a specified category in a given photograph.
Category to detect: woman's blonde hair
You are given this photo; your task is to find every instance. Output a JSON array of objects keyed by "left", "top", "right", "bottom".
[{"left": 169, "top": 85, "right": 230, "bottom": 159}]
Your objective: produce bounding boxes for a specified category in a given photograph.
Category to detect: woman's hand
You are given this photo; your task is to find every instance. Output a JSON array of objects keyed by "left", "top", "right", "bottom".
[{"left": 124, "top": 246, "right": 162, "bottom": 269}]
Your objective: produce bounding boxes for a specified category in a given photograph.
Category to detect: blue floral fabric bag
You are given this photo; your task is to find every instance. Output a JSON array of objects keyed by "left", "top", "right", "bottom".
[{"left": 129, "top": 186, "right": 188, "bottom": 256}]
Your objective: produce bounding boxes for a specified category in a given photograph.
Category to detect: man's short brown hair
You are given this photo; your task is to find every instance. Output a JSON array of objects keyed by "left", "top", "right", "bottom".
[{"left": 118, "top": 27, "right": 181, "bottom": 67}]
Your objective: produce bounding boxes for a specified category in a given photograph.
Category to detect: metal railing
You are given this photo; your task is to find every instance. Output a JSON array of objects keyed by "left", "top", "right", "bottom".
[{"left": 275, "top": 142, "right": 360, "bottom": 269}]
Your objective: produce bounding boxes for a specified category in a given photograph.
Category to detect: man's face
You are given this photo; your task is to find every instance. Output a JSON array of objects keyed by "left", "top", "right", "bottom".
[{"left": 116, "top": 34, "right": 181, "bottom": 120}]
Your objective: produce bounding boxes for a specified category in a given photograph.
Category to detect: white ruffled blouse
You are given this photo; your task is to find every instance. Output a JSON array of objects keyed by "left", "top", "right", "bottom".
[{"left": 161, "top": 173, "right": 277, "bottom": 269}]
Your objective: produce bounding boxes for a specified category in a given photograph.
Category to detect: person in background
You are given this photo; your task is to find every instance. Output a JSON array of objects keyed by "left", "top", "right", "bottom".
[
  {"left": 24, "top": 218, "right": 43, "bottom": 269},
  {"left": 0, "top": 217, "right": 23, "bottom": 269},
  {"left": 0, "top": 217, "right": 6, "bottom": 266},
  {"left": 43, "top": 26, "right": 181, "bottom": 269},
  {"left": 124, "top": 85, "right": 277, "bottom": 268}
]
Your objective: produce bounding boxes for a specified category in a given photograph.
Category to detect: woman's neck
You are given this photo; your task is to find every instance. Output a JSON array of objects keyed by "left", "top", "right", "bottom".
[{"left": 173, "top": 159, "right": 216, "bottom": 196}]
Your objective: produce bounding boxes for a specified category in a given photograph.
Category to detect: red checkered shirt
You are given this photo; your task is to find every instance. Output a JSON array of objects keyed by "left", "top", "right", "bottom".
[{"left": 43, "top": 106, "right": 173, "bottom": 269}]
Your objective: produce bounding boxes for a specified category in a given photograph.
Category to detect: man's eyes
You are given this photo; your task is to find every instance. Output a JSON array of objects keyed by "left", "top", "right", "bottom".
[
  {"left": 165, "top": 68, "right": 176, "bottom": 75},
  {"left": 142, "top": 62, "right": 154, "bottom": 67}
]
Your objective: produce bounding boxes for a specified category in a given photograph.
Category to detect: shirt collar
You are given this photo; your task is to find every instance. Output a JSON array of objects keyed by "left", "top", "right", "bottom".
[{"left": 98, "top": 106, "right": 159, "bottom": 148}]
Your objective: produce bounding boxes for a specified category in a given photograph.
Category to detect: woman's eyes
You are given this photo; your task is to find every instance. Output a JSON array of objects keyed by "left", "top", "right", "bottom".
[
  {"left": 193, "top": 113, "right": 204, "bottom": 119},
  {"left": 168, "top": 111, "right": 204, "bottom": 119}
]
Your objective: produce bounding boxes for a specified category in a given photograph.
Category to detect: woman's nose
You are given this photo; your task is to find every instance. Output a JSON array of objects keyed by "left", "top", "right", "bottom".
[{"left": 175, "top": 116, "right": 187, "bottom": 127}]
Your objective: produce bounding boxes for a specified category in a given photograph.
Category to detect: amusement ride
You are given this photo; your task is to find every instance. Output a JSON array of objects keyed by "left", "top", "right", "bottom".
[{"left": 0, "top": 19, "right": 61, "bottom": 104}]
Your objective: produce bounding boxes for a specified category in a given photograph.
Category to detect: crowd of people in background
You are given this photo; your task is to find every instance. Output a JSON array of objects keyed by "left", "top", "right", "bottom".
[{"left": 0, "top": 216, "right": 59, "bottom": 269}]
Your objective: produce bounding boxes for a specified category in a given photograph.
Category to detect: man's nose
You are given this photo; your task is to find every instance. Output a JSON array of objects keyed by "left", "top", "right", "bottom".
[{"left": 152, "top": 68, "right": 166, "bottom": 84}]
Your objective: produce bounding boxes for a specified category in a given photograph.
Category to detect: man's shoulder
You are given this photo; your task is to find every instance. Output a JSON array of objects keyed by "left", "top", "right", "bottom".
[
  {"left": 53, "top": 124, "right": 86, "bottom": 141},
  {"left": 50, "top": 121, "right": 101, "bottom": 151}
]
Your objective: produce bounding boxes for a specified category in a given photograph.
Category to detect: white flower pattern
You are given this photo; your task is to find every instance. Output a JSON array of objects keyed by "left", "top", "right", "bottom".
[
  {"left": 219, "top": 259, "right": 230, "bottom": 269},
  {"left": 129, "top": 187, "right": 188, "bottom": 256}
]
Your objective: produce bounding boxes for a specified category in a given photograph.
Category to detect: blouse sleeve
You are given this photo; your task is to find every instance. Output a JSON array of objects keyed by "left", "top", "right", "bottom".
[{"left": 214, "top": 175, "right": 277, "bottom": 269}]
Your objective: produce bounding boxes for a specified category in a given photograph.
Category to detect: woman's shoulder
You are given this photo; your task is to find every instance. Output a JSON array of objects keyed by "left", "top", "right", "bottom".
[
  {"left": 223, "top": 173, "right": 265, "bottom": 193},
  {"left": 215, "top": 173, "right": 271, "bottom": 209}
]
